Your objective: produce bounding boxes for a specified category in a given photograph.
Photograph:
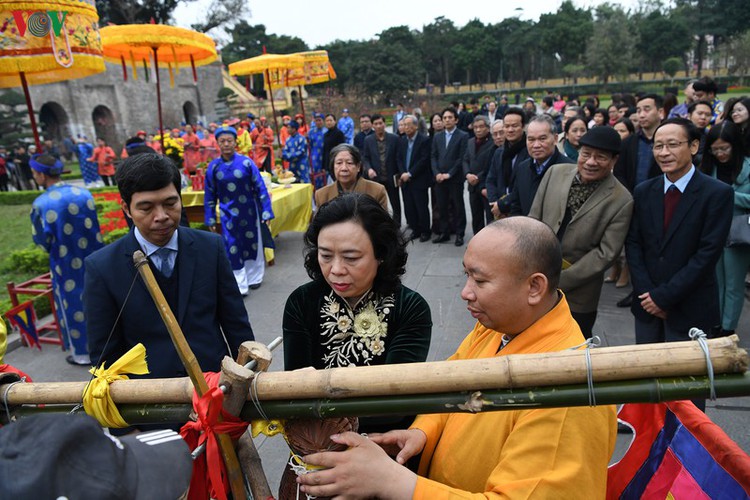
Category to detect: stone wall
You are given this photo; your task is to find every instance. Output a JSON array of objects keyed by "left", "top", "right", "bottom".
[{"left": 27, "top": 59, "right": 224, "bottom": 152}]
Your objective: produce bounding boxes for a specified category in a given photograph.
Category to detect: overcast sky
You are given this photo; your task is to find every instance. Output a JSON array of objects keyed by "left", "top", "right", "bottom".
[{"left": 174, "top": 0, "right": 638, "bottom": 48}]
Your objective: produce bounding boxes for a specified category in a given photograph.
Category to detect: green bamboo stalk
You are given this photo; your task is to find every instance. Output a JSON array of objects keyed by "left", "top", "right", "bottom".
[{"left": 5, "top": 373, "right": 749, "bottom": 425}]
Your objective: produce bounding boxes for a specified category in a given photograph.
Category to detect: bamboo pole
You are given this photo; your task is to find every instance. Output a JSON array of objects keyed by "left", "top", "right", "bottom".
[
  {"left": 132, "top": 251, "right": 246, "bottom": 500},
  {"left": 7, "top": 373, "right": 749, "bottom": 425},
  {"left": 3, "top": 336, "right": 745, "bottom": 406}
]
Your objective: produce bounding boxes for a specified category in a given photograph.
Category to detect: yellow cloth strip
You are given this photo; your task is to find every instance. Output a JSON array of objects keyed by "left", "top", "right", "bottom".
[
  {"left": 168, "top": 62, "right": 174, "bottom": 88},
  {"left": 83, "top": 343, "right": 149, "bottom": 428}
]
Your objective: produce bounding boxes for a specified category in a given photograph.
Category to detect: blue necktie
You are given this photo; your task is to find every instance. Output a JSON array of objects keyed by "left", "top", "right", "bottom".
[
  {"left": 154, "top": 247, "right": 174, "bottom": 278},
  {"left": 406, "top": 140, "right": 414, "bottom": 172}
]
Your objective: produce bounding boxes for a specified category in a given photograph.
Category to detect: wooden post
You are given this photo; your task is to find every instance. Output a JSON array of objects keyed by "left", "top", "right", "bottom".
[{"left": 218, "top": 357, "right": 274, "bottom": 500}]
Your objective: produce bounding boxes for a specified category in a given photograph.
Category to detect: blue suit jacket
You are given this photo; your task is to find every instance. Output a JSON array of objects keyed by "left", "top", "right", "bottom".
[
  {"left": 626, "top": 170, "right": 734, "bottom": 337},
  {"left": 84, "top": 227, "right": 254, "bottom": 378}
]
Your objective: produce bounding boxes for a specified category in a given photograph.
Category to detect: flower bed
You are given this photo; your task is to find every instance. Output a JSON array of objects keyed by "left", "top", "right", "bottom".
[{"left": 92, "top": 191, "right": 129, "bottom": 238}]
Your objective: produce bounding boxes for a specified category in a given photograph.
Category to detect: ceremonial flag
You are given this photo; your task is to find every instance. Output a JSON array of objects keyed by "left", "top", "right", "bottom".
[
  {"left": 607, "top": 401, "right": 750, "bottom": 499},
  {"left": 4, "top": 301, "right": 41, "bottom": 350}
]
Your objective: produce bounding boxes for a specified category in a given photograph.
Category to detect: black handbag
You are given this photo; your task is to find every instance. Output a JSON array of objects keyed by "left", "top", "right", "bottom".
[{"left": 727, "top": 214, "right": 750, "bottom": 247}]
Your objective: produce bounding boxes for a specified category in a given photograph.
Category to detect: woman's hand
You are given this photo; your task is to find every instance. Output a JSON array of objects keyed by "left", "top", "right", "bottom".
[{"left": 298, "top": 432, "right": 416, "bottom": 499}]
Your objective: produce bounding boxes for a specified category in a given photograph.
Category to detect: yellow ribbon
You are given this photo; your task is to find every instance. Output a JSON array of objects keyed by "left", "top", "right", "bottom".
[
  {"left": 82, "top": 343, "right": 149, "bottom": 428},
  {"left": 250, "top": 419, "right": 285, "bottom": 438}
]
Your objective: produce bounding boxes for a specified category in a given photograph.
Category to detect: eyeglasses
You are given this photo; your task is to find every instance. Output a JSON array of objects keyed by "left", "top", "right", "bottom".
[
  {"left": 652, "top": 141, "right": 689, "bottom": 152},
  {"left": 579, "top": 151, "right": 613, "bottom": 164},
  {"left": 710, "top": 145, "right": 732, "bottom": 156}
]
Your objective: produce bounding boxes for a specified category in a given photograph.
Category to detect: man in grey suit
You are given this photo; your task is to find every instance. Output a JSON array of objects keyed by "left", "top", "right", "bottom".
[
  {"left": 431, "top": 107, "right": 469, "bottom": 246},
  {"left": 529, "top": 127, "right": 634, "bottom": 338}
]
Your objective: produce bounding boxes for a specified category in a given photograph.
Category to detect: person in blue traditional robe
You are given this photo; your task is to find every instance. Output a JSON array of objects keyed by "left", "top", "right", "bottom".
[
  {"left": 281, "top": 120, "right": 310, "bottom": 183},
  {"left": 205, "top": 126, "right": 274, "bottom": 295},
  {"left": 75, "top": 136, "right": 101, "bottom": 187},
  {"left": 308, "top": 113, "right": 327, "bottom": 188},
  {"left": 30, "top": 154, "right": 104, "bottom": 366},
  {"left": 338, "top": 108, "right": 355, "bottom": 144}
]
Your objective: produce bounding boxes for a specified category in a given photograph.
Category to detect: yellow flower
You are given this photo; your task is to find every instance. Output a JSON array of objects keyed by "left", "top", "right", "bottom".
[{"left": 353, "top": 305, "right": 382, "bottom": 339}]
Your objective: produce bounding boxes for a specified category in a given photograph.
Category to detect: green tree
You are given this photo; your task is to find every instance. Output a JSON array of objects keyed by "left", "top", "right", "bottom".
[
  {"left": 633, "top": 4, "right": 691, "bottom": 75},
  {"left": 95, "top": 0, "right": 194, "bottom": 25},
  {"left": 536, "top": 1, "right": 593, "bottom": 71},
  {"left": 494, "top": 17, "right": 535, "bottom": 86},
  {"left": 0, "top": 90, "right": 33, "bottom": 146},
  {"left": 586, "top": 4, "right": 636, "bottom": 83},
  {"left": 190, "top": 0, "right": 246, "bottom": 33},
  {"left": 728, "top": 30, "right": 750, "bottom": 85},
  {"left": 451, "top": 19, "right": 488, "bottom": 88},
  {"left": 663, "top": 57, "right": 683, "bottom": 83},
  {"left": 221, "top": 21, "right": 308, "bottom": 65},
  {"left": 422, "top": 17, "right": 458, "bottom": 92}
]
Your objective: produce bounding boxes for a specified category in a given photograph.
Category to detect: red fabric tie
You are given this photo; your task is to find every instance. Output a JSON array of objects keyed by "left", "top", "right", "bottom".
[
  {"left": 663, "top": 185, "right": 681, "bottom": 233},
  {"left": 180, "top": 372, "right": 249, "bottom": 500}
]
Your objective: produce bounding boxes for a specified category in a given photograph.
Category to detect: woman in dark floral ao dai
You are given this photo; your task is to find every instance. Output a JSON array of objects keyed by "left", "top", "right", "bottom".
[{"left": 283, "top": 193, "right": 432, "bottom": 432}]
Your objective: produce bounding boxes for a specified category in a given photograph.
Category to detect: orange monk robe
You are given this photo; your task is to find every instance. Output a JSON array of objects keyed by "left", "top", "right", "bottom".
[{"left": 411, "top": 294, "right": 617, "bottom": 499}]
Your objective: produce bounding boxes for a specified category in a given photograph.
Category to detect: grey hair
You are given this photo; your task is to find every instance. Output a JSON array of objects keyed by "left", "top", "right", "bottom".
[
  {"left": 473, "top": 115, "right": 490, "bottom": 127},
  {"left": 402, "top": 114, "right": 419, "bottom": 126},
  {"left": 528, "top": 114, "right": 557, "bottom": 135}
]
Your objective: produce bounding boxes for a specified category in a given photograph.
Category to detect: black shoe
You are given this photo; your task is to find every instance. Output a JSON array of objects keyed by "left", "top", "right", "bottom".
[
  {"left": 419, "top": 233, "right": 431, "bottom": 242},
  {"left": 406, "top": 232, "right": 419, "bottom": 242},
  {"left": 65, "top": 355, "right": 90, "bottom": 366},
  {"left": 249, "top": 282, "right": 262, "bottom": 290},
  {"left": 432, "top": 234, "right": 450, "bottom": 244},
  {"left": 455, "top": 236, "right": 464, "bottom": 246},
  {"left": 616, "top": 292, "right": 633, "bottom": 308}
]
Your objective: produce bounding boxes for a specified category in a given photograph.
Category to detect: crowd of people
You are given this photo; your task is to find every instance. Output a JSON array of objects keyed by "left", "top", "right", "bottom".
[{"left": 7, "top": 71, "right": 750, "bottom": 496}]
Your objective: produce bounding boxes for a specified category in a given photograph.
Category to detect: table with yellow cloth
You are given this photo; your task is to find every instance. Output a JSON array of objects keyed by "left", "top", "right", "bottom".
[{"left": 181, "top": 183, "right": 313, "bottom": 262}]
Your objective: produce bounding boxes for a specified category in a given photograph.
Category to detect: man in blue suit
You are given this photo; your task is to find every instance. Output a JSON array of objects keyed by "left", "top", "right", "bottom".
[
  {"left": 431, "top": 107, "right": 469, "bottom": 246},
  {"left": 84, "top": 153, "right": 254, "bottom": 379},
  {"left": 626, "top": 118, "right": 733, "bottom": 346},
  {"left": 397, "top": 114, "right": 432, "bottom": 242}
]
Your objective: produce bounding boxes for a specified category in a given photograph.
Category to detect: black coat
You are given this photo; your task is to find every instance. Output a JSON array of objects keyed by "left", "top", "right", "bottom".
[
  {"left": 462, "top": 137, "right": 495, "bottom": 193},
  {"left": 362, "top": 132, "right": 400, "bottom": 183},
  {"left": 613, "top": 133, "right": 661, "bottom": 193},
  {"left": 322, "top": 127, "right": 346, "bottom": 173},
  {"left": 502, "top": 148, "right": 574, "bottom": 216},
  {"left": 397, "top": 133, "right": 432, "bottom": 189}
]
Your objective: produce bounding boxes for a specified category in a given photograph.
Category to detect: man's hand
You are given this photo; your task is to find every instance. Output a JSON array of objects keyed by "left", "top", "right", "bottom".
[
  {"left": 481, "top": 188, "right": 487, "bottom": 198},
  {"left": 638, "top": 292, "right": 667, "bottom": 319},
  {"left": 400, "top": 173, "right": 411, "bottom": 184},
  {"left": 369, "top": 428, "right": 427, "bottom": 465},
  {"left": 466, "top": 173, "right": 479, "bottom": 186},
  {"left": 298, "top": 432, "right": 416, "bottom": 500},
  {"left": 491, "top": 202, "right": 501, "bottom": 219},
  {"left": 368, "top": 168, "right": 377, "bottom": 179},
  {"left": 208, "top": 225, "right": 218, "bottom": 233}
]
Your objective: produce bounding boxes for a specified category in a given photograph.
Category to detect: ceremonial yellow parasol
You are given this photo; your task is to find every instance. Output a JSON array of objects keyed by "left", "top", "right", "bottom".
[
  {"left": 266, "top": 50, "right": 337, "bottom": 122},
  {"left": 99, "top": 24, "right": 217, "bottom": 150},
  {"left": 228, "top": 52, "right": 305, "bottom": 144},
  {"left": 0, "top": 0, "right": 105, "bottom": 150}
]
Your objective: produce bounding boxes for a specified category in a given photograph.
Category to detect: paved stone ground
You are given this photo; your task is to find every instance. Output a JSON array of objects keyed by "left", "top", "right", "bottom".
[{"left": 4, "top": 194, "right": 750, "bottom": 493}]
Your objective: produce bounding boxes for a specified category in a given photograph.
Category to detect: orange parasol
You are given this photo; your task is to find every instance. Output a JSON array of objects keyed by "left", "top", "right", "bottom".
[
  {"left": 228, "top": 53, "right": 305, "bottom": 145},
  {"left": 99, "top": 24, "right": 217, "bottom": 150},
  {"left": 0, "top": 0, "right": 105, "bottom": 149}
]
